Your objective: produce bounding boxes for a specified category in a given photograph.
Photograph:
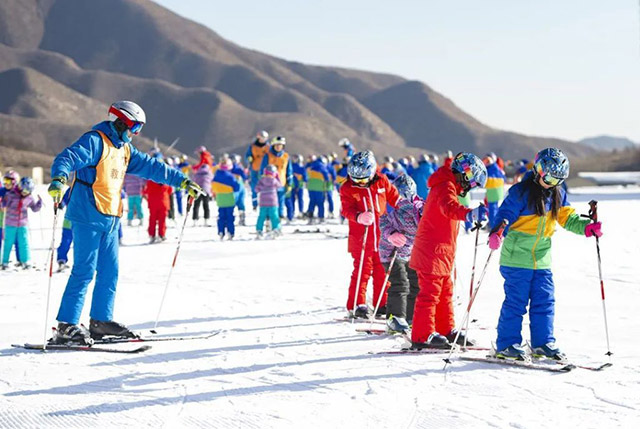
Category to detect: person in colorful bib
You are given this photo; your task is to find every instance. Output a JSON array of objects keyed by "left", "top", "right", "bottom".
[
  {"left": 246, "top": 130, "right": 270, "bottom": 211},
  {"left": 488, "top": 148, "right": 602, "bottom": 361},
  {"left": 483, "top": 152, "right": 507, "bottom": 227},
  {"left": 47, "top": 100, "right": 203, "bottom": 345},
  {"left": 259, "top": 136, "right": 293, "bottom": 219},
  {"left": 212, "top": 155, "right": 241, "bottom": 240}
]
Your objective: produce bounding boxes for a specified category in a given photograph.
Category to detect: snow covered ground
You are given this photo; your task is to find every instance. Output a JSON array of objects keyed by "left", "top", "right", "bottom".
[{"left": 1, "top": 187, "right": 639, "bottom": 428}]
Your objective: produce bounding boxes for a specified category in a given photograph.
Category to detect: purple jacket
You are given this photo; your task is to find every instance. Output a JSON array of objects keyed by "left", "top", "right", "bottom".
[
  {"left": 379, "top": 197, "right": 424, "bottom": 262},
  {"left": 1, "top": 189, "right": 43, "bottom": 227},
  {"left": 255, "top": 175, "right": 281, "bottom": 207},
  {"left": 193, "top": 165, "right": 213, "bottom": 196},
  {"left": 123, "top": 174, "right": 145, "bottom": 196}
]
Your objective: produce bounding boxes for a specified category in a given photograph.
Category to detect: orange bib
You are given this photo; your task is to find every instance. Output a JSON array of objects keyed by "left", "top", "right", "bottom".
[{"left": 92, "top": 130, "right": 130, "bottom": 216}]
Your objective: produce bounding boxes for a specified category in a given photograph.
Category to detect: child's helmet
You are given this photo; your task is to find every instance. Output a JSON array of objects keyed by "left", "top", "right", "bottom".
[
  {"left": 264, "top": 164, "right": 278, "bottom": 176},
  {"left": 451, "top": 152, "right": 487, "bottom": 196},
  {"left": 392, "top": 174, "right": 417, "bottom": 200},
  {"left": 347, "top": 150, "right": 376, "bottom": 181},
  {"left": 3, "top": 170, "right": 20, "bottom": 185},
  {"left": 195, "top": 145, "right": 207, "bottom": 154},
  {"left": 295, "top": 154, "right": 304, "bottom": 163},
  {"left": 18, "top": 177, "right": 35, "bottom": 194},
  {"left": 257, "top": 130, "right": 269, "bottom": 141},
  {"left": 533, "top": 148, "right": 569, "bottom": 187},
  {"left": 271, "top": 136, "right": 286, "bottom": 146},
  {"left": 338, "top": 138, "right": 351, "bottom": 148}
]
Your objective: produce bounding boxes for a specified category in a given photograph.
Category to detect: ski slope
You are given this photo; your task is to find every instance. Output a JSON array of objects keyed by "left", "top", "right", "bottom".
[{"left": 0, "top": 186, "right": 639, "bottom": 428}]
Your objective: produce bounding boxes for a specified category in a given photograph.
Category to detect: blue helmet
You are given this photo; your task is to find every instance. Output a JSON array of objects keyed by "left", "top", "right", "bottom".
[
  {"left": 533, "top": 148, "right": 569, "bottom": 186},
  {"left": 451, "top": 152, "right": 487, "bottom": 195},
  {"left": 347, "top": 150, "right": 376, "bottom": 181},
  {"left": 19, "top": 177, "right": 35, "bottom": 194},
  {"left": 392, "top": 174, "right": 417, "bottom": 200}
]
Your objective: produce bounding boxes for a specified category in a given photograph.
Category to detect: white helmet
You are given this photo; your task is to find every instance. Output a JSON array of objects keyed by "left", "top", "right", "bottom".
[
  {"left": 339, "top": 138, "right": 351, "bottom": 148},
  {"left": 108, "top": 101, "right": 146, "bottom": 135},
  {"left": 257, "top": 130, "right": 269, "bottom": 141}
]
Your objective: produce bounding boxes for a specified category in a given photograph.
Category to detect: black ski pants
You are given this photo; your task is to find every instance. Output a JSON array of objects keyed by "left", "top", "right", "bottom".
[{"left": 382, "top": 259, "right": 420, "bottom": 322}]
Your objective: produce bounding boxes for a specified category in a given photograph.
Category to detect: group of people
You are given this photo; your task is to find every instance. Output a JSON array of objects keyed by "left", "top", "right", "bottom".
[
  {"left": 1, "top": 98, "right": 604, "bottom": 363},
  {"left": 339, "top": 146, "right": 602, "bottom": 361}
]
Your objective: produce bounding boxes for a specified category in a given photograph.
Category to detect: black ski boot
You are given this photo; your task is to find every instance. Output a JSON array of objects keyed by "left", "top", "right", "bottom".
[
  {"left": 411, "top": 332, "right": 451, "bottom": 350},
  {"left": 354, "top": 305, "right": 371, "bottom": 319},
  {"left": 89, "top": 319, "right": 138, "bottom": 340},
  {"left": 53, "top": 323, "right": 93, "bottom": 345},
  {"left": 446, "top": 329, "right": 476, "bottom": 346}
]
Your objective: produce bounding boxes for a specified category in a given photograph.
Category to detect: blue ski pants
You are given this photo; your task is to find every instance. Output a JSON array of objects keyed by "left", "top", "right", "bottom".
[
  {"left": 487, "top": 201, "right": 500, "bottom": 229},
  {"left": 307, "top": 190, "right": 325, "bottom": 218},
  {"left": 235, "top": 184, "right": 246, "bottom": 212},
  {"left": 217, "top": 206, "right": 235, "bottom": 236},
  {"left": 0, "top": 228, "right": 21, "bottom": 262},
  {"left": 127, "top": 195, "right": 144, "bottom": 221},
  {"left": 57, "top": 223, "right": 120, "bottom": 324},
  {"left": 496, "top": 266, "right": 556, "bottom": 351},
  {"left": 56, "top": 222, "right": 73, "bottom": 263},
  {"left": 292, "top": 187, "right": 304, "bottom": 213},
  {"left": 257, "top": 206, "right": 280, "bottom": 232},
  {"left": 2, "top": 226, "right": 29, "bottom": 264},
  {"left": 325, "top": 189, "right": 334, "bottom": 214}
]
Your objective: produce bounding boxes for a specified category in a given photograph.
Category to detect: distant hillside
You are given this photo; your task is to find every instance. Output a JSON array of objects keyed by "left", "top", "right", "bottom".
[
  {"left": 577, "top": 135, "right": 638, "bottom": 152},
  {"left": 0, "top": 0, "right": 593, "bottom": 167}
]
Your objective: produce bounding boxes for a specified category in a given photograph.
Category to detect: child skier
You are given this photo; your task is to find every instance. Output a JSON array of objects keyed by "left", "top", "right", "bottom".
[
  {"left": 306, "top": 155, "right": 331, "bottom": 224},
  {"left": 340, "top": 150, "right": 400, "bottom": 318},
  {"left": 291, "top": 154, "right": 307, "bottom": 218},
  {"left": 1, "top": 170, "right": 22, "bottom": 262},
  {"left": 123, "top": 173, "right": 145, "bottom": 226},
  {"left": 212, "top": 156, "right": 240, "bottom": 240},
  {"left": 1, "top": 177, "right": 42, "bottom": 269},
  {"left": 255, "top": 164, "right": 282, "bottom": 238},
  {"left": 409, "top": 152, "right": 487, "bottom": 349},
  {"left": 143, "top": 174, "right": 173, "bottom": 243},
  {"left": 192, "top": 164, "right": 213, "bottom": 226},
  {"left": 379, "top": 174, "right": 424, "bottom": 332},
  {"left": 488, "top": 148, "right": 601, "bottom": 361}
]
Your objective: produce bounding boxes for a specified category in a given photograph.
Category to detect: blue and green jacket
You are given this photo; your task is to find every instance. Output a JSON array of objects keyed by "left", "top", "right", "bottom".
[
  {"left": 493, "top": 172, "right": 589, "bottom": 270},
  {"left": 306, "top": 159, "right": 330, "bottom": 192},
  {"left": 485, "top": 162, "right": 506, "bottom": 203},
  {"left": 212, "top": 169, "right": 240, "bottom": 208},
  {"left": 292, "top": 163, "right": 307, "bottom": 190}
]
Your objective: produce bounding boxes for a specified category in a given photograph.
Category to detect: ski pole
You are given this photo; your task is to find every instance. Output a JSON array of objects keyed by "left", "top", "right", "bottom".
[
  {"left": 351, "top": 198, "right": 369, "bottom": 321},
  {"left": 463, "top": 220, "right": 482, "bottom": 349},
  {"left": 369, "top": 248, "right": 398, "bottom": 328},
  {"left": 42, "top": 202, "right": 61, "bottom": 351},
  {"left": 443, "top": 220, "right": 507, "bottom": 370},
  {"left": 583, "top": 200, "right": 612, "bottom": 359},
  {"left": 151, "top": 196, "right": 194, "bottom": 334}
]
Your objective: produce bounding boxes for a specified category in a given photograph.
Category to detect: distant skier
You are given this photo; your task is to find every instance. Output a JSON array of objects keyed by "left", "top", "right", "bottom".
[
  {"left": 379, "top": 174, "right": 424, "bottom": 332},
  {"left": 212, "top": 156, "right": 240, "bottom": 240},
  {"left": 143, "top": 173, "right": 173, "bottom": 243},
  {"left": 290, "top": 154, "right": 307, "bottom": 218},
  {"left": 255, "top": 164, "right": 283, "bottom": 238},
  {"left": 488, "top": 148, "right": 601, "bottom": 361},
  {"left": 1, "top": 177, "right": 42, "bottom": 270},
  {"left": 47, "top": 100, "right": 203, "bottom": 344},
  {"left": 340, "top": 151, "right": 400, "bottom": 318},
  {"left": 1, "top": 170, "right": 22, "bottom": 262},
  {"left": 306, "top": 155, "right": 331, "bottom": 224},
  {"left": 339, "top": 138, "right": 355, "bottom": 158},
  {"left": 231, "top": 154, "right": 248, "bottom": 226},
  {"left": 259, "top": 136, "right": 293, "bottom": 219},
  {"left": 246, "top": 130, "right": 270, "bottom": 210},
  {"left": 484, "top": 152, "right": 507, "bottom": 227},
  {"left": 410, "top": 154, "right": 435, "bottom": 199},
  {"left": 192, "top": 164, "right": 213, "bottom": 226},
  {"left": 123, "top": 173, "right": 145, "bottom": 226},
  {"left": 409, "top": 153, "right": 487, "bottom": 349}
]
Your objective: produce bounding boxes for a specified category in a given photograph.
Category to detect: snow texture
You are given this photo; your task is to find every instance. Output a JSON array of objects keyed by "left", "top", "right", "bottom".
[{"left": 0, "top": 186, "right": 638, "bottom": 428}]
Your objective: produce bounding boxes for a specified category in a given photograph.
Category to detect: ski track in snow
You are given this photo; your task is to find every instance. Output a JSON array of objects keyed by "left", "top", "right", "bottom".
[{"left": 0, "top": 186, "right": 639, "bottom": 428}]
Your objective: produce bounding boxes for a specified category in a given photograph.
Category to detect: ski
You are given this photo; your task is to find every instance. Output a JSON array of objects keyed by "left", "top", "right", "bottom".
[
  {"left": 293, "top": 228, "right": 330, "bottom": 234},
  {"left": 334, "top": 317, "right": 386, "bottom": 324},
  {"left": 12, "top": 343, "right": 152, "bottom": 354},
  {"left": 94, "top": 329, "right": 222, "bottom": 344},
  {"left": 531, "top": 356, "right": 612, "bottom": 372},
  {"left": 459, "top": 356, "right": 575, "bottom": 373},
  {"left": 374, "top": 346, "right": 490, "bottom": 355}
]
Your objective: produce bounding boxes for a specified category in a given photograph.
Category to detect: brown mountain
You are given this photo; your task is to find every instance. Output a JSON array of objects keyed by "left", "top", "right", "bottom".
[{"left": 0, "top": 0, "right": 592, "bottom": 171}]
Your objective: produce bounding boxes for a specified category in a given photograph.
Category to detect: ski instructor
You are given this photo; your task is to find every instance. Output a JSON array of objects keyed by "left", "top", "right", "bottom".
[{"left": 47, "top": 101, "right": 203, "bottom": 345}]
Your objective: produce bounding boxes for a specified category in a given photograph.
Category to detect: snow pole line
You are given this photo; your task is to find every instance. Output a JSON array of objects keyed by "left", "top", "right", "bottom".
[
  {"left": 443, "top": 220, "right": 507, "bottom": 371},
  {"left": 463, "top": 221, "right": 482, "bottom": 349},
  {"left": 42, "top": 203, "right": 60, "bottom": 352},
  {"left": 151, "top": 196, "right": 194, "bottom": 334},
  {"left": 369, "top": 248, "right": 397, "bottom": 330},
  {"left": 351, "top": 198, "right": 369, "bottom": 322},
  {"left": 584, "top": 200, "right": 613, "bottom": 360}
]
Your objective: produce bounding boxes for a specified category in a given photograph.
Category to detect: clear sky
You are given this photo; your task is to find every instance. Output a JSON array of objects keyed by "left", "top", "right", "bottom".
[{"left": 154, "top": 0, "right": 639, "bottom": 142}]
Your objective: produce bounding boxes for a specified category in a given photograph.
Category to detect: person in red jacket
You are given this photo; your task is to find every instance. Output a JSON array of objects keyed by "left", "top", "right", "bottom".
[
  {"left": 410, "top": 152, "right": 488, "bottom": 349},
  {"left": 340, "top": 151, "right": 400, "bottom": 318},
  {"left": 143, "top": 172, "right": 173, "bottom": 243}
]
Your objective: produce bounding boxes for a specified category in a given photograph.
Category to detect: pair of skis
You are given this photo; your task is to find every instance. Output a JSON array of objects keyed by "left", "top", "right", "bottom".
[{"left": 12, "top": 330, "right": 221, "bottom": 354}]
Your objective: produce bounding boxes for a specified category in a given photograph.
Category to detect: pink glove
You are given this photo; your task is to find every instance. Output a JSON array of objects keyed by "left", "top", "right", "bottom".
[
  {"left": 357, "top": 212, "right": 374, "bottom": 226},
  {"left": 388, "top": 232, "right": 407, "bottom": 247},
  {"left": 488, "top": 233, "right": 503, "bottom": 250},
  {"left": 585, "top": 222, "right": 602, "bottom": 238}
]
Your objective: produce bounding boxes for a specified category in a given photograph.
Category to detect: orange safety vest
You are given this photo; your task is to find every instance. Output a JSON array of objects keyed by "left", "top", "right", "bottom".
[
  {"left": 251, "top": 144, "right": 270, "bottom": 171},
  {"left": 91, "top": 130, "right": 130, "bottom": 216},
  {"left": 266, "top": 152, "right": 289, "bottom": 186}
]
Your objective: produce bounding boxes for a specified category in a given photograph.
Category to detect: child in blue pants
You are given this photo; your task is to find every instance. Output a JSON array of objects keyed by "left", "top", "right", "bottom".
[{"left": 255, "top": 165, "right": 282, "bottom": 237}]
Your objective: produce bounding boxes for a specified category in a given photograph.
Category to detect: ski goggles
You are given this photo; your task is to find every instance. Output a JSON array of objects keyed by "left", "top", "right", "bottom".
[
  {"left": 351, "top": 177, "right": 371, "bottom": 185},
  {"left": 129, "top": 121, "right": 144, "bottom": 135},
  {"left": 535, "top": 164, "right": 564, "bottom": 187},
  {"left": 3, "top": 178, "right": 15, "bottom": 187}
]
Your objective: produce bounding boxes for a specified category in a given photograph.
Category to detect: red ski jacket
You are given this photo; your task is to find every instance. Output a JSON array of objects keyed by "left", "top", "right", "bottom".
[
  {"left": 409, "top": 166, "right": 471, "bottom": 275},
  {"left": 340, "top": 173, "right": 400, "bottom": 253},
  {"left": 143, "top": 180, "right": 173, "bottom": 211}
]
